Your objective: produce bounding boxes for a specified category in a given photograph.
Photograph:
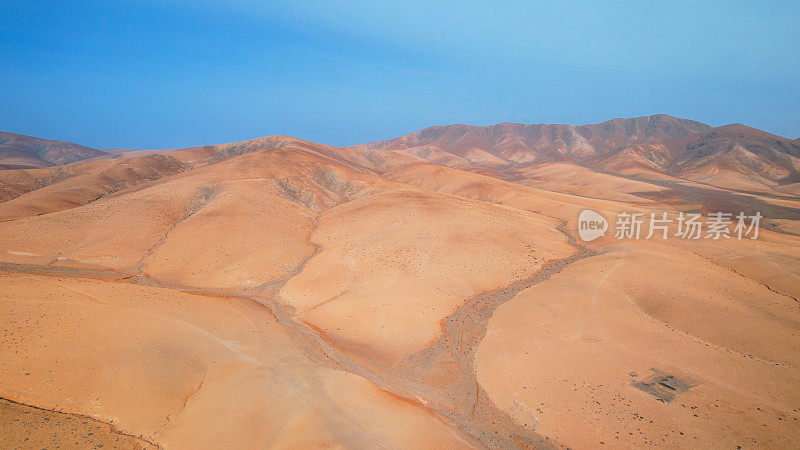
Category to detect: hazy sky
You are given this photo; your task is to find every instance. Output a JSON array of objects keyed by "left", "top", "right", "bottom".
[{"left": 2, "top": 0, "right": 798, "bottom": 148}]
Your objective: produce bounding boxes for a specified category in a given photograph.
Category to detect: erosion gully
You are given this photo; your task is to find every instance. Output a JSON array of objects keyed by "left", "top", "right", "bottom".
[{"left": 0, "top": 220, "right": 597, "bottom": 449}]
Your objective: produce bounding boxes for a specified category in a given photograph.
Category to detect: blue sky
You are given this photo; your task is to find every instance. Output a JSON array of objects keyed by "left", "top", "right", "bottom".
[{"left": 1, "top": 0, "right": 798, "bottom": 148}]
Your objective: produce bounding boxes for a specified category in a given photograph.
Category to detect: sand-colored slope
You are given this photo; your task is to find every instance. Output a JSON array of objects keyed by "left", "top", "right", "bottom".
[
  {"left": 670, "top": 229, "right": 800, "bottom": 301},
  {"left": 0, "top": 145, "right": 391, "bottom": 279},
  {"left": 0, "top": 272, "right": 472, "bottom": 448},
  {"left": 0, "top": 154, "right": 187, "bottom": 221},
  {"left": 508, "top": 162, "right": 674, "bottom": 203},
  {"left": 385, "top": 161, "right": 642, "bottom": 222},
  {"left": 141, "top": 185, "right": 316, "bottom": 290},
  {"left": 280, "top": 189, "right": 573, "bottom": 364},
  {"left": 475, "top": 240, "right": 800, "bottom": 449},
  {"left": 393, "top": 145, "right": 476, "bottom": 169},
  {"left": 0, "top": 134, "right": 360, "bottom": 221},
  {"left": 0, "top": 174, "right": 211, "bottom": 268},
  {"left": 138, "top": 147, "right": 393, "bottom": 289}
]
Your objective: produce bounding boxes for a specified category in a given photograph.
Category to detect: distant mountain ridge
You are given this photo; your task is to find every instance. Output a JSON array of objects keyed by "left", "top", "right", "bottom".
[
  {"left": 3, "top": 115, "right": 799, "bottom": 189},
  {"left": 353, "top": 114, "right": 800, "bottom": 186},
  {"left": 0, "top": 132, "right": 107, "bottom": 169},
  {"left": 353, "top": 115, "right": 711, "bottom": 162}
]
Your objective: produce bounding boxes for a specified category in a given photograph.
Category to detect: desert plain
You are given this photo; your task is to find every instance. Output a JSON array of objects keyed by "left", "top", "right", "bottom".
[{"left": 0, "top": 115, "right": 799, "bottom": 448}]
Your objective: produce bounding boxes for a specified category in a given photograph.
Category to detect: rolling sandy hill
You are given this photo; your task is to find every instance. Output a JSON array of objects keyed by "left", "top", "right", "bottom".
[
  {"left": 0, "top": 132, "right": 108, "bottom": 169},
  {"left": 1, "top": 119, "right": 800, "bottom": 448}
]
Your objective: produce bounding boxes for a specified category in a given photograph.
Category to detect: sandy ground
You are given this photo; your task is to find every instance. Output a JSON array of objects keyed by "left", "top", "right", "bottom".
[
  {"left": 0, "top": 272, "right": 472, "bottom": 448},
  {"left": 475, "top": 242, "right": 800, "bottom": 448},
  {"left": 1, "top": 136, "right": 799, "bottom": 448},
  {"left": 0, "top": 397, "right": 155, "bottom": 449}
]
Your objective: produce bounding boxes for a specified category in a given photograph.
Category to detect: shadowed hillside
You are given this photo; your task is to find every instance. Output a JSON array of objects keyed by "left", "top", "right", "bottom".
[
  {"left": 354, "top": 114, "right": 800, "bottom": 189},
  {"left": 0, "top": 132, "right": 108, "bottom": 169}
]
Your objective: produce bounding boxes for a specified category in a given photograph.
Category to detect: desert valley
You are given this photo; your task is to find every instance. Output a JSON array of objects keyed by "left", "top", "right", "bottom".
[{"left": 1, "top": 114, "right": 799, "bottom": 449}]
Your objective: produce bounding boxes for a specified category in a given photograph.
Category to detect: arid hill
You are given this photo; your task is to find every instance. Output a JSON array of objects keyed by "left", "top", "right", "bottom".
[
  {"left": 0, "top": 132, "right": 108, "bottom": 169},
  {"left": 354, "top": 114, "right": 800, "bottom": 190},
  {"left": 1, "top": 118, "right": 799, "bottom": 448}
]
